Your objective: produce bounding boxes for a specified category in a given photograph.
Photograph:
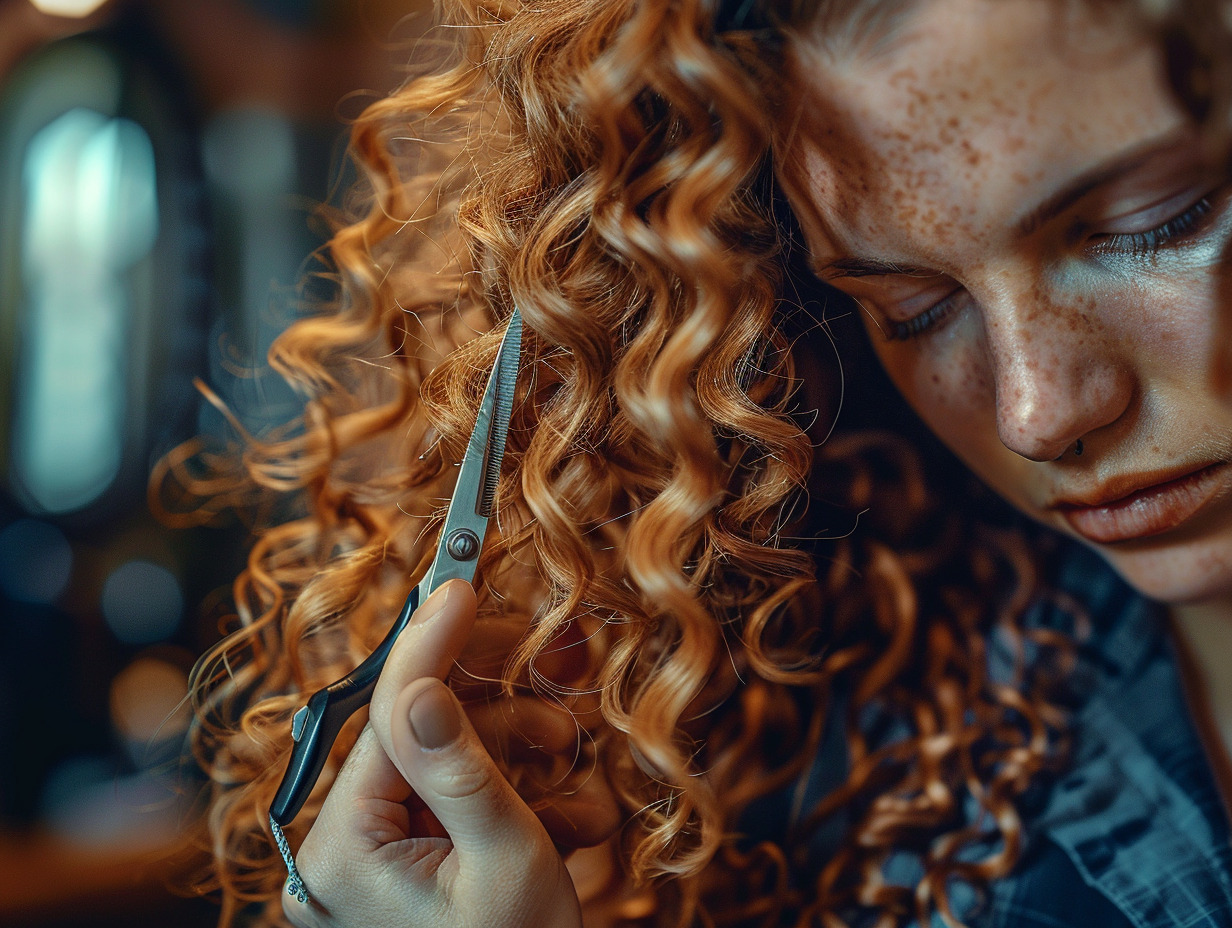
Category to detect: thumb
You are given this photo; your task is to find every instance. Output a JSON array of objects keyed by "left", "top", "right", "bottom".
[
  {"left": 391, "top": 676, "right": 552, "bottom": 861},
  {"left": 368, "top": 578, "right": 476, "bottom": 781}
]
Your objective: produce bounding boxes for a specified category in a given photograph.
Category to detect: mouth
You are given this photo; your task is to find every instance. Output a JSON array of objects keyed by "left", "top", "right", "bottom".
[{"left": 1052, "top": 462, "right": 1232, "bottom": 544}]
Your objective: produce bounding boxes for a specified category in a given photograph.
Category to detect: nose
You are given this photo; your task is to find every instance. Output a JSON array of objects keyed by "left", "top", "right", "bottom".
[{"left": 980, "top": 290, "right": 1134, "bottom": 462}]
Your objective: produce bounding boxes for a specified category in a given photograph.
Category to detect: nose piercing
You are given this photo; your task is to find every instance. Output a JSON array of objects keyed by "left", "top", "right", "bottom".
[{"left": 1055, "top": 439, "right": 1084, "bottom": 462}]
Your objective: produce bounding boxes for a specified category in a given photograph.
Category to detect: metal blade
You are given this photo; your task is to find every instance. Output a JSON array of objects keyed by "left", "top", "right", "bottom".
[
  {"left": 420, "top": 306, "right": 523, "bottom": 594},
  {"left": 480, "top": 307, "right": 521, "bottom": 518}
]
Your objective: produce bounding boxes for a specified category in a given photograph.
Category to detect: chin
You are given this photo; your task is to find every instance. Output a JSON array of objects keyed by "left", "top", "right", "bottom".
[{"left": 1090, "top": 535, "right": 1232, "bottom": 607}]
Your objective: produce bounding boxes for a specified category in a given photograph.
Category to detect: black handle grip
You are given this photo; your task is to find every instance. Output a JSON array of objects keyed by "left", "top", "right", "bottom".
[{"left": 269, "top": 585, "right": 421, "bottom": 826}]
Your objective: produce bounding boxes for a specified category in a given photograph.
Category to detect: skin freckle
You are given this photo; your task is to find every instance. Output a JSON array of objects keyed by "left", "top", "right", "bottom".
[
  {"left": 889, "top": 67, "right": 918, "bottom": 86},
  {"left": 783, "top": 0, "right": 1232, "bottom": 607}
]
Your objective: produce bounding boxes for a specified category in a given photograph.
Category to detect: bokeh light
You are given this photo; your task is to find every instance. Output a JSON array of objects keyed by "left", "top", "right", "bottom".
[
  {"left": 201, "top": 107, "right": 296, "bottom": 198},
  {"left": 109, "top": 653, "right": 191, "bottom": 753},
  {"left": 100, "top": 559, "right": 183, "bottom": 644},
  {"left": 28, "top": 0, "right": 110, "bottom": 17},
  {"left": 14, "top": 107, "right": 158, "bottom": 514}
]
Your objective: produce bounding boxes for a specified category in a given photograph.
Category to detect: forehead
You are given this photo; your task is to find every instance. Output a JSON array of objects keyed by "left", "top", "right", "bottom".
[{"left": 777, "top": 0, "right": 1175, "bottom": 264}]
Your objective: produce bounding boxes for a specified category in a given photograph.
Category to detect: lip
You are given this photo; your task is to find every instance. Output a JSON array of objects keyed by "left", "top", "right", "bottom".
[{"left": 1052, "top": 462, "right": 1231, "bottom": 544}]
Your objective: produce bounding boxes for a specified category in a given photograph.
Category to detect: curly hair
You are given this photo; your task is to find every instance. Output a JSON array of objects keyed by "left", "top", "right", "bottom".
[{"left": 153, "top": 0, "right": 1232, "bottom": 925}]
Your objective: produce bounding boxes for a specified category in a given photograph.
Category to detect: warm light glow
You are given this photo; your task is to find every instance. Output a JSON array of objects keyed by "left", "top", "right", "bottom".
[
  {"left": 109, "top": 656, "right": 191, "bottom": 747},
  {"left": 28, "top": 0, "right": 108, "bottom": 17}
]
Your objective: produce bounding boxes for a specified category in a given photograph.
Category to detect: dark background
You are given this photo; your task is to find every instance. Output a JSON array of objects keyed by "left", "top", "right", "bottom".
[{"left": 0, "top": 1, "right": 424, "bottom": 923}]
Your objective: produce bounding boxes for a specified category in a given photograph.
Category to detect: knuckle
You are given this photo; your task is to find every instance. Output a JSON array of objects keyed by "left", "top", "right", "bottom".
[
  {"left": 522, "top": 841, "right": 563, "bottom": 878},
  {"left": 436, "top": 758, "right": 496, "bottom": 801}
]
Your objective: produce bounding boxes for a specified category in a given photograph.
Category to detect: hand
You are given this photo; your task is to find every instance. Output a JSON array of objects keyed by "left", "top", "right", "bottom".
[{"left": 282, "top": 579, "right": 583, "bottom": 928}]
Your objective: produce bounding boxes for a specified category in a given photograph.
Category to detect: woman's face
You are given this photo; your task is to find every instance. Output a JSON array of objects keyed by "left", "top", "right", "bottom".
[{"left": 781, "top": 0, "right": 1232, "bottom": 604}]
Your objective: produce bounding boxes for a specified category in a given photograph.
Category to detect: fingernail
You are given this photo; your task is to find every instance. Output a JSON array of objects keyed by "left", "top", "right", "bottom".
[
  {"left": 414, "top": 580, "right": 454, "bottom": 626},
  {"left": 408, "top": 679, "right": 462, "bottom": 749}
]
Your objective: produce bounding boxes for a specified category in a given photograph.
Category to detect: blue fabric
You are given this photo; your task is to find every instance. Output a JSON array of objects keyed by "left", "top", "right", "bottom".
[
  {"left": 772, "top": 546, "right": 1232, "bottom": 926},
  {"left": 976, "top": 549, "right": 1232, "bottom": 928}
]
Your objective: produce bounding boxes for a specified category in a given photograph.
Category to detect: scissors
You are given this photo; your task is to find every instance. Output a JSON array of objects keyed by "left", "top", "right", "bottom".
[{"left": 269, "top": 307, "right": 523, "bottom": 902}]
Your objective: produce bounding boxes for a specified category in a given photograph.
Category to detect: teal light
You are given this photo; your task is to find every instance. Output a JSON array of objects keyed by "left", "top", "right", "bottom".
[{"left": 13, "top": 108, "right": 158, "bottom": 513}]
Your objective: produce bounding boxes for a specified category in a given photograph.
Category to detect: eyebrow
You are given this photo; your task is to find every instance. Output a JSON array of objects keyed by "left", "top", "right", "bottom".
[
  {"left": 817, "top": 257, "right": 935, "bottom": 279},
  {"left": 1012, "top": 146, "right": 1165, "bottom": 237}
]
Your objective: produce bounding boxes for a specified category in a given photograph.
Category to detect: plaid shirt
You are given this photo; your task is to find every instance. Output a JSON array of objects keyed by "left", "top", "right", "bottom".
[
  {"left": 762, "top": 545, "right": 1232, "bottom": 926},
  {"left": 973, "top": 548, "right": 1232, "bottom": 927}
]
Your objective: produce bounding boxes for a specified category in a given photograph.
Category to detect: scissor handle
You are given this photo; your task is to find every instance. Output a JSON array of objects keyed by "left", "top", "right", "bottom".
[{"left": 269, "top": 585, "right": 421, "bottom": 826}]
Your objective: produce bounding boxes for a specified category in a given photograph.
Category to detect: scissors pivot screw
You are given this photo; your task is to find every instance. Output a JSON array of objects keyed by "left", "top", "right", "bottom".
[{"left": 445, "top": 528, "right": 481, "bottom": 561}]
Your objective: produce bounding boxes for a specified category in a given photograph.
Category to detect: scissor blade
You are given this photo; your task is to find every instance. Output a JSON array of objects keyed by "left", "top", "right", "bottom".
[
  {"left": 480, "top": 307, "right": 521, "bottom": 517},
  {"left": 421, "top": 306, "right": 523, "bottom": 594}
]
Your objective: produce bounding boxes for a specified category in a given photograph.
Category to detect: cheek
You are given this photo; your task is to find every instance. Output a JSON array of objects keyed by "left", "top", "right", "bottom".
[
  {"left": 869, "top": 328, "right": 1041, "bottom": 508},
  {"left": 1142, "top": 270, "right": 1222, "bottom": 372},
  {"left": 873, "top": 327, "right": 995, "bottom": 453}
]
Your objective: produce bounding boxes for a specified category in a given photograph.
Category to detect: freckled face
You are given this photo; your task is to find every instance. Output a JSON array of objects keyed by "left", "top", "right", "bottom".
[{"left": 780, "top": 0, "right": 1232, "bottom": 604}]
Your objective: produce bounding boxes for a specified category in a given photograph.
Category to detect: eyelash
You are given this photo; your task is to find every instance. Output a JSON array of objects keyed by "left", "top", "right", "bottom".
[
  {"left": 1090, "top": 194, "right": 1213, "bottom": 256},
  {"left": 887, "top": 193, "right": 1218, "bottom": 341},
  {"left": 887, "top": 291, "right": 963, "bottom": 341}
]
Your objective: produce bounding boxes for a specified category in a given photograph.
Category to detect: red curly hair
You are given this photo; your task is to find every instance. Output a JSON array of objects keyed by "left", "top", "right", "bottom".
[{"left": 153, "top": 0, "right": 1232, "bottom": 924}]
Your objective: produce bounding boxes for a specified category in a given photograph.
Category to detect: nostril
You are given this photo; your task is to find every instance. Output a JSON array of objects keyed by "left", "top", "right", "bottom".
[
  {"left": 993, "top": 342, "right": 1132, "bottom": 463},
  {"left": 1053, "top": 439, "right": 1084, "bottom": 462}
]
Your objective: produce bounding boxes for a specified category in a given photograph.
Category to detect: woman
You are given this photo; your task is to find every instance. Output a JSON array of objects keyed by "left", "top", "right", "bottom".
[{"left": 167, "top": 0, "right": 1232, "bottom": 925}]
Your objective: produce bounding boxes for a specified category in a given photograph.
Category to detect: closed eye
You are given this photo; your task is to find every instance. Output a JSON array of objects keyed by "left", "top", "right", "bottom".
[
  {"left": 1087, "top": 193, "right": 1216, "bottom": 257},
  {"left": 885, "top": 287, "right": 967, "bottom": 341}
]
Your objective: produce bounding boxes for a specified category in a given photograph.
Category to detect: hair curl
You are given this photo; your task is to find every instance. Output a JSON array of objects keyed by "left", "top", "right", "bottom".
[{"left": 154, "top": 0, "right": 1232, "bottom": 924}]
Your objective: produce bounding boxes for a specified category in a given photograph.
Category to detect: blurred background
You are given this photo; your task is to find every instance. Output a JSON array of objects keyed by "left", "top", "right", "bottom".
[{"left": 0, "top": 0, "right": 425, "bottom": 923}]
